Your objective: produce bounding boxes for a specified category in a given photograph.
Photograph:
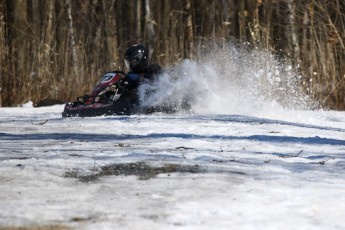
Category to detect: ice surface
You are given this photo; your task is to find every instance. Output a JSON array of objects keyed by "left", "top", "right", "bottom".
[{"left": 1, "top": 104, "right": 345, "bottom": 229}]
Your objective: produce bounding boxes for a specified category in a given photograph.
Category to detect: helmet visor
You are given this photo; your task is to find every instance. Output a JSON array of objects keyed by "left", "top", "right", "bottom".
[{"left": 125, "top": 52, "right": 143, "bottom": 70}]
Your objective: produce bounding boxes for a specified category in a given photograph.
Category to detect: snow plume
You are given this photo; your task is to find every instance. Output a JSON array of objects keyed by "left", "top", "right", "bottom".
[{"left": 138, "top": 43, "right": 314, "bottom": 115}]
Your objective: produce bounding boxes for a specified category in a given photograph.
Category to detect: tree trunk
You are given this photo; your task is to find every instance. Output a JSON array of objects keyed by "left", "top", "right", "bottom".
[
  {"left": 135, "top": 0, "right": 142, "bottom": 40},
  {"left": 44, "top": 1, "right": 54, "bottom": 57},
  {"left": 66, "top": 0, "right": 79, "bottom": 77},
  {"left": 161, "top": 0, "right": 170, "bottom": 65},
  {"left": 103, "top": 0, "right": 119, "bottom": 67},
  {"left": 286, "top": 0, "right": 299, "bottom": 65},
  {"left": 144, "top": 0, "right": 155, "bottom": 58},
  {"left": 0, "top": 0, "right": 6, "bottom": 106},
  {"left": 238, "top": 0, "right": 246, "bottom": 42},
  {"left": 184, "top": 0, "right": 194, "bottom": 59}
]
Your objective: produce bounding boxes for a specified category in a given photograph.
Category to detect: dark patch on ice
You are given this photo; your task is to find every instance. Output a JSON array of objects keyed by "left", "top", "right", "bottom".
[
  {"left": 212, "top": 159, "right": 237, "bottom": 163},
  {"left": 64, "top": 162, "right": 201, "bottom": 182},
  {"left": 176, "top": 146, "right": 195, "bottom": 150},
  {"left": 68, "top": 153, "right": 84, "bottom": 157},
  {"left": 8, "top": 156, "right": 31, "bottom": 160},
  {"left": 64, "top": 162, "right": 247, "bottom": 182},
  {"left": 70, "top": 216, "right": 94, "bottom": 222}
]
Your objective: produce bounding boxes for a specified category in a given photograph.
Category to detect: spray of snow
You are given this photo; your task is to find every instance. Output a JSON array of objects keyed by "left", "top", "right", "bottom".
[{"left": 138, "top": 43, "right": 314, "bottom": 116}]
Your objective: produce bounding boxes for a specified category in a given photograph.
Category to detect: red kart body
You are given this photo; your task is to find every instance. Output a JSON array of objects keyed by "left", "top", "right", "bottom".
[{"left": 62, "top": 71, "right": 139, "bottom": 117}]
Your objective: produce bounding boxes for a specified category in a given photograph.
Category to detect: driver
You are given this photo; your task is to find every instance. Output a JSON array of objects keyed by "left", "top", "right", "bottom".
[{"left": 124, "top": 44, "right": 162, "bottom": 89}]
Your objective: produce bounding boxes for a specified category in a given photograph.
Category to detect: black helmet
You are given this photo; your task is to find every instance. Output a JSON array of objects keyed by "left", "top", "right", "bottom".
[{"left": 125, "top": 44, "right": 148, "bottom": 73}]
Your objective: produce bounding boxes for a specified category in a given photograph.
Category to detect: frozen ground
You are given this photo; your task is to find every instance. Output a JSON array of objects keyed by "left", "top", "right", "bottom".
[
  {"left": 1, "top": 46, "right": 345, "bottom": 229},
  {"left": 1, "top": 104, "right": 345, "bottom": 230}
]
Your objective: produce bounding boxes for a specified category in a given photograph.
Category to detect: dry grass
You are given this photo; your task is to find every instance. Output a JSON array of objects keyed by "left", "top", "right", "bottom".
[{"left": 1, "top": 0, "right": 344, "bottom": 109}]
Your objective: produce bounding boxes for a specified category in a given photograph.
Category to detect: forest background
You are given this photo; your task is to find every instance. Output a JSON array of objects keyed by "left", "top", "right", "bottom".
[{"left": 0, "top": 0, "right": 344, "bottom": 109}]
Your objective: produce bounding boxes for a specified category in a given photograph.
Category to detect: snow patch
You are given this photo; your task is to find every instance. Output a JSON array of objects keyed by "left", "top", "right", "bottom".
[{"left": 21, "top": 101, "right": 34, "bottom": 108}]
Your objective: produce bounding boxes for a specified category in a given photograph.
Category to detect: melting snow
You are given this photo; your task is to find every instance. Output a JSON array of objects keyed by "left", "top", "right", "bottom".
[{"left": 0, "top": 105, "right": 345, "bottom": 229}]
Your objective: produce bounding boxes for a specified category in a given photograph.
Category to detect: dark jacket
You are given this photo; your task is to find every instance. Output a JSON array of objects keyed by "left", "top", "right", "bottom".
[{"left": 125, "top": 63, "right": 163, "bottom": 89}]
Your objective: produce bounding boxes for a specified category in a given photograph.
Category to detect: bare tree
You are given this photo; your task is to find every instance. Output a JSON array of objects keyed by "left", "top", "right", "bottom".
[
  {"left": 135, "top": 0, "right": 142, "bottom": 40},
  {"left": 66, "top": 0, "right": 79, "bottom": 77},
  {"left": 0, "top": 0, "right": 5, "bottom": 106},
  {"left": 103, "top": 0, "right": 119, "bottom": 67},
  {"left": 184, "top": 0, "right": 194, "bottom": 59},
  {"left": 286, "top": 0, "right": 300, "bottom": 64},
  {"left": 44, "top": 1, "right": 55, "bottom": 59},
  {"left": 145, "top": 0, "right": 155, "bottom": 58}
]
